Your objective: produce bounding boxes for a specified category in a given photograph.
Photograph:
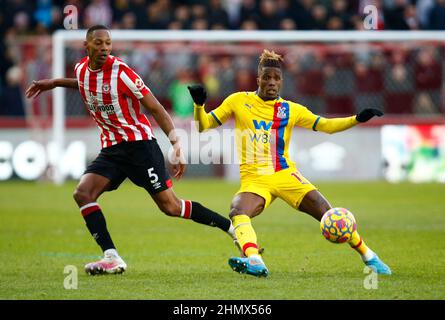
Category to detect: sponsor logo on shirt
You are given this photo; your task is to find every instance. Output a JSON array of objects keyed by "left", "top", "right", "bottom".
[{"left": 88, "top": 93, "right": 115, "bottom": 114}]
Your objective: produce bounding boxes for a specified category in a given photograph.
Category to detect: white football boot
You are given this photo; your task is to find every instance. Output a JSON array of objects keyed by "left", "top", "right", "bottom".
[{"left": 85, "top": 250, "right": 127, "bottom": 275}]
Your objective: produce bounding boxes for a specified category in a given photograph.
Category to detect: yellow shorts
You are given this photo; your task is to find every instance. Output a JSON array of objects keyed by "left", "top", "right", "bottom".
[{"left": 236, "top": 167, "right": 317, "bottom": 209}]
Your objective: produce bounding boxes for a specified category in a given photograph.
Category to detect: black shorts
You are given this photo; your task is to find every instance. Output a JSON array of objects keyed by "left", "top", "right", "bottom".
[{"left": 84, "top": 140, "right": 172, "bottom": 194}]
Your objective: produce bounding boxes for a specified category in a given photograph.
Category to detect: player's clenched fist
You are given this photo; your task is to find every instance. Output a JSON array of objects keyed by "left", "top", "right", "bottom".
[{"left": 187, "top": 85, "right": 207, "bottom": 106}]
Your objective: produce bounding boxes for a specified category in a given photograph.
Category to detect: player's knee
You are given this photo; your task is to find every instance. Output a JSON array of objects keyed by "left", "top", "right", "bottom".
[
  {"left": 229, "top": 207, "right": 257, "bottom": 219},
  {"left": 73, "top": 187, "right": 93, "bottom": 206},
  {"left": 229, "top": 206, "right": 263, "bottom": 219},
  {"left": 229, "top": 207, "right": 243, "bottom": 219}
]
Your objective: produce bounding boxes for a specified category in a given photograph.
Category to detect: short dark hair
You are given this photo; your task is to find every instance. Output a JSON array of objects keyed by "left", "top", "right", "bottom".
[{"left": 86, "top": 25, "right": 110, "bottom": 39}]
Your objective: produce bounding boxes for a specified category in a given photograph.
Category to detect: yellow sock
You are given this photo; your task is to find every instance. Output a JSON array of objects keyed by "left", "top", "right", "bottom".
[
  {"left": 349, "top": 230, "right": 374, "bottom": 260},
  {"left": 232, "top": 214, "right": 259, "bottom": 257}
]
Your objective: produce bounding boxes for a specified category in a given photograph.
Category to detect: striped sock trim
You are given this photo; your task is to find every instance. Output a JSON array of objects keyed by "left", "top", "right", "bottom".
[
  {"left": 352, "top": 237, "right": 363, "bottom": 249},
  {"left": 180, "top": 200, "right": 192, "bottom": 219},
  {"left": 210, "top": 111, "right": 222, "bottom": 125},
  {"left": 242, "top": 242, "right": 258, "bottom": 254},
  {"left": 80, "top": 202, "right": 101, "bottom": 217}
]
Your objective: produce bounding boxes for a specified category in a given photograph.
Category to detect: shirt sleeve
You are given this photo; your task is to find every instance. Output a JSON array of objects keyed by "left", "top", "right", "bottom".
[
  {"left": 314, "top": 116, "right": 358, "bottom": 133},
  {"left": 74, "top": 57, "right": 88, "bottom": 76},
  {"left": 292, "top": 102, "right": 358, "bottom": 133},
  {"left": 208, "top": 93, "right": 237, "bottom": 126},
  {"left": 194, "top": 93, "right": 237, "bottom": 132},
  {"left": 119, "top": 65, "right": 150, "bottom": 100},
  {"left": 293, "top": 103, "right": 320, "bottom": 130}
]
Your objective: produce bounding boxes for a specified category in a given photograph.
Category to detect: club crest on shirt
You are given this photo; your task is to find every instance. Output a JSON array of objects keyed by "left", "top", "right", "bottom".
[
  {"left": 102, "top": 83, "right": 110, "bottom": 93},
  {"left": 277, "top": 106, "right": 286, "bottom": 119}
]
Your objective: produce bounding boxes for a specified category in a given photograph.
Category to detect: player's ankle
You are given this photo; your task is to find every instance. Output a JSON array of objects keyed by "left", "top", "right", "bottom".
[
  {"left": 249, "top": 254, "right": 263, "bottom": 261},
  {"left": 104, "top": 248, "right": 120, "bottom": 258},
  {"left": 361, "top": 249, "right": 375, "bottom": 262}
]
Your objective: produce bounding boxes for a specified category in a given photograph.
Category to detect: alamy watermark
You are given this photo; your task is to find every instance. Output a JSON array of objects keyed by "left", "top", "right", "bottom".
[
  {"left": 165, "top": 122, "right": 290, "bottom": 175},
  {"left": 63, "top": 5, "right": 78, "bottom": 30},
  {"left": 363, "top": 5, "right": 378, "bottom": 30},
  {"left": 63, "top": 265, "right": 78, "bottom": 289},
  {"left": 363, "top": 266, "right": 378, "bottom": 290}
]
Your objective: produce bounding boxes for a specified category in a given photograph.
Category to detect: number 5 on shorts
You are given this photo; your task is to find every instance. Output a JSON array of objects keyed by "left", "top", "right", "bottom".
[{"left": 147, "top": 167, "right": 159, "bottom": 184}]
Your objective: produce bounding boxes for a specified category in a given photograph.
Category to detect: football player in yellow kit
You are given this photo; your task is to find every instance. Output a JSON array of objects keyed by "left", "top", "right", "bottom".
[{"left": 188, "top": 50, "right": 391, "bottom": 277}]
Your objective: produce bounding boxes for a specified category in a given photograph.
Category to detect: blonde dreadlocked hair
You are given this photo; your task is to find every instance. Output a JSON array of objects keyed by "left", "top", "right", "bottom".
[{"left": 258, "top": 49, "right": 283, "bottom": 73}]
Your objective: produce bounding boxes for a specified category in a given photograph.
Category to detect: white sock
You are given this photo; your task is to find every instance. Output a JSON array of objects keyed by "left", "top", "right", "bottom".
[
  {"left": 227, "top": 223, "right": 235, "bottom": 238},
  {"left": 250, "top": 254, "right": 263, "bottom": 261},
  {"left": 361, "top": 248, "right": 376, "bottom": 262},
  {"left": 104, "top": 248, "right": 119, "bottom": 258}
]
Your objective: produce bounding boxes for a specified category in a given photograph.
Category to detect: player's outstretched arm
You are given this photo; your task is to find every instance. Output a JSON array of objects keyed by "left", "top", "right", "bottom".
[
  {"left": 25, "top": 78, "right": 78, "bottom": 99},
  {"left": 314, "top": 108, "right": 383, "bottom": 134},
  {"left": 140, "top": 92, "right": 186, "bottom": 180},
  {"left": 187, "top": 84, "right": 222, "bottom": 132}
]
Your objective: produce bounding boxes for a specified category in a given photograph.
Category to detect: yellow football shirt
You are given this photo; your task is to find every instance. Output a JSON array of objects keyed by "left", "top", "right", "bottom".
[{"left": 203, "top": 91, "right": 320, "bottom": 176}]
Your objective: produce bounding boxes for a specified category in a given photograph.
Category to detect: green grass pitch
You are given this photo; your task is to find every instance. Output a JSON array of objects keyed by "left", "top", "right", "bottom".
[{"left": 0, "top": 179, "right": 444, "bottom": 300}]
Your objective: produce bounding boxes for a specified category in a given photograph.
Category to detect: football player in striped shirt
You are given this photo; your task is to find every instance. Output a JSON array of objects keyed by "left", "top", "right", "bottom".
[
  {"left": 189, "top": 49, "right": 391, "bottom": 277},
  {"left": 26, "top": 25, "right": 235, "bottom": 275}
]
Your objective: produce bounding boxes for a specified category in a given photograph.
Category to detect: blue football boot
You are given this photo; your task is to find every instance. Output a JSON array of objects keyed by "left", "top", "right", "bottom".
[
  {"left": 365, "top": 254, "right": 392, "bottom": 275},
  {"left": 228, "top": 256, "right": 269, "bottom": 277}
]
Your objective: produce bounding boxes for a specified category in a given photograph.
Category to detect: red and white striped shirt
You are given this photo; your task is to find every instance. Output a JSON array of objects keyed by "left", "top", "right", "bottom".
[{"left": 75, "top": 55, "right": 154, "bottom": 148}]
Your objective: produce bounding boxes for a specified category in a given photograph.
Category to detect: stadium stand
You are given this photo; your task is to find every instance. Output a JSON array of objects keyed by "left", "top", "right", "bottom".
[{"left": 0, "top": 0, "right": 444, "bottom": 120}]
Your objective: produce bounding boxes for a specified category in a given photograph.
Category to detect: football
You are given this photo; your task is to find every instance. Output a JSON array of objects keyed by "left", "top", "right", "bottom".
[{"left": 320, "top": 207, "right": 357, "bottom": 244}]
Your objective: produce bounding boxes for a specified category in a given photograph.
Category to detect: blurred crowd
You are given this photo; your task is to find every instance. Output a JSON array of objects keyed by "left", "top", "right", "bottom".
[
  {"left": 1, "top": 0, "right": 445, "bottom": 118},
  {"left": 1, "top": 0, "right": 445, "bottom": 36},
  {"left": 62, "top": 42, "right": 443, "bottom": 118}
]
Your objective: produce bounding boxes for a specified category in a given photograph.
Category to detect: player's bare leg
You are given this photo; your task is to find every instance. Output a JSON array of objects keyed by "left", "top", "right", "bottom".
[
  {"left": 151, "top": 188, "right": 234, "bottom": 237},
  {"left": 299, "top": 190, "right": 391, "bottom": 274},
  {"left": 73, "top": 173, "right": 111, "bottom": 207},
  {"left": 73, "top": 173, "right": 127, "bottom": 275},
  {"left": 298, "top": 190, "right": 332, "bottom": 221},
  {"left": 150, "top": 188, "right": 182, "bottom": 217},
  {"left": 230, "top": 192, "right": 265, "bottom": 219},
  {"left": 228, "top": 192, "right": 269, "bottom": 277}
]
